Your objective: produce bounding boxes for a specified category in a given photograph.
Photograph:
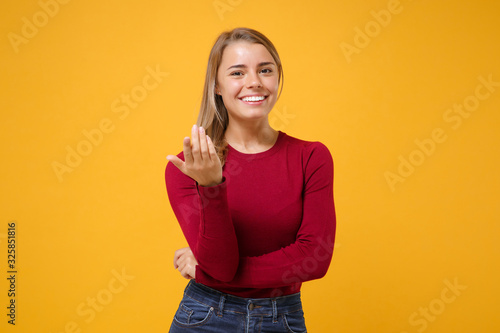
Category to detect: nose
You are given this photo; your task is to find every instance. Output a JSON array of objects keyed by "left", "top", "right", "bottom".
[{"left": 245, "top": 72, "right": 263, "bottom": 89}]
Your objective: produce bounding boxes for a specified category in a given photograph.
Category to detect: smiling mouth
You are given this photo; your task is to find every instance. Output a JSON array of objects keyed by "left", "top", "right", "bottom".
[{"left": 240, "top": 96, "right": 267, "bottom": 102}]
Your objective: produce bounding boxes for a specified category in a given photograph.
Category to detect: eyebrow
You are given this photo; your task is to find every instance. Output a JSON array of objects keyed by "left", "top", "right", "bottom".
[{"left": 226, "top": 62, "right": 276, "bottom": 71}]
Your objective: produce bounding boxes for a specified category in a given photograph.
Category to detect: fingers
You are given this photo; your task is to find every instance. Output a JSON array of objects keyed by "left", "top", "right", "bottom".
[
  {"left": 175, "top": 252, "right": 188, "bottom": 268},
  {"left": 191, "top": 124, "right": 201, "bottom": 161},
  {"left": 167, "top": 126, "right": 209, "bottom": 165},
  {"left": 167, "top": 125, "right": 221, "bottom": 185},
  {"left": 180, "top": 265, "right": 194, "bottom": 280},
  {"left": 191, "top": 125, "right": 212, "bottom": 162},
  {"left": 182, "top": 136, "right": 193, "bottom": 164},
  {"left": 173, "top": 247, "right": 189, "bottom": 269},
  {"left": 173, "top": 252, "right": 180, "bottom": 269},
  {"left": 179, "top": 260, "right": 196, "bottom": 280},
  {"left": 198, "top": 126, "right": 210, "bottom": 160},
  {"left": 206, "top": 135, "right": 218, "bottom": 162},
  {"left": 173, "top": 247, "right": 197, "bottom": 280},
  {"left": 176, "top": 259, "right": 193, "bottom": 279}
]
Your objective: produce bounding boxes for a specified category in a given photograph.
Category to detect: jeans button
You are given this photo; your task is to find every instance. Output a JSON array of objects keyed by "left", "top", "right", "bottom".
[{"left": 249, "top": 303, "right": 255, "bottom": 311}]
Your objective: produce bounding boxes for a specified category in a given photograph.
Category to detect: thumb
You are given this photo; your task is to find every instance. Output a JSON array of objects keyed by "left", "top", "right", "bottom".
[{"left": 166, "top": 155, "right": 185, "bottom": 171}]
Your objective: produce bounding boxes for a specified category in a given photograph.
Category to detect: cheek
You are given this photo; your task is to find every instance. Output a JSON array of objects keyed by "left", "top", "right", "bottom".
[
  {"left": 264, "top": 77, "right": 279, "bottom": 92},
  {"left": 223, "top": 80, "right": 243, "bottom": 96}
]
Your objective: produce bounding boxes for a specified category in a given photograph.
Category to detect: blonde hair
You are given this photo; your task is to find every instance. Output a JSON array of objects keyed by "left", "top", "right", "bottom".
[{"left": 196, "top": 27, "right": 284, "bottom": 167}]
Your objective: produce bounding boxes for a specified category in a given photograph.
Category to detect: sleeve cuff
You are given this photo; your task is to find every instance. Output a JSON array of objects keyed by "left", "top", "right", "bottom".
[{"left": 197, "top": 176, "right": 226, "bottom": 189}]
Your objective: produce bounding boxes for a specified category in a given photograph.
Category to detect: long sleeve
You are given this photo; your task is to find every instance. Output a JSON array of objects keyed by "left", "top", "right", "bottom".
[
  {"left": 195, "top": 142, "right": 336, "bottom": 289},
  {"left": 165, "top": 152, "right": 239, "bottom": 282}
]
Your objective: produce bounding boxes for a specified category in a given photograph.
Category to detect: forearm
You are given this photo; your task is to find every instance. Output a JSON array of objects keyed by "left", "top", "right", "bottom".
[
  {"left": 196, "top": 227, "right": 335, "bottom": 288},
  {"left": 166, "top": 163, "right": 239, "bottom": 282},
  {"left": 194, "top": 178, "right": 239, "bottom": 281}
]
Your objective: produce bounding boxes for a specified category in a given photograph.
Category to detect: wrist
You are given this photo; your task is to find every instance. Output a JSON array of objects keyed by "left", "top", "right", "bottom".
[{"left": 198, "top": 177, "right": 223, "bottom": 187}]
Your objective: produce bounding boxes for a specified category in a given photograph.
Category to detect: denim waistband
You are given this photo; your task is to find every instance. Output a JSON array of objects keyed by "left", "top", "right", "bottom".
[{"left": 183, "top": 280, "right": 303, "bottom": 318}]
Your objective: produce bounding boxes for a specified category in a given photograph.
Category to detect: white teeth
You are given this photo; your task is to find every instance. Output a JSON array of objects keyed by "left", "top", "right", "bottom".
[{"left": 242, "top": 96, "right": 265, "bottom": 102}]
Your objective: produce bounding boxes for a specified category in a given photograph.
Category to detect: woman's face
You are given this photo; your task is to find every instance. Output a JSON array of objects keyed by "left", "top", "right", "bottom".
[{"left": 216, "top": 41, "right": 279, "bottom": 124}]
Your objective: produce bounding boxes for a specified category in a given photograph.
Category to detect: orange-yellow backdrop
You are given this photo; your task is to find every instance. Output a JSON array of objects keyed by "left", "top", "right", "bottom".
[{"left": 1, "top": 0, "right": 499, "bottom": 332}]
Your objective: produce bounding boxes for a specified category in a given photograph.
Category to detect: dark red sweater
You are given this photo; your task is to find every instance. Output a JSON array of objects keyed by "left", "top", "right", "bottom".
[{"left": 165, "top": 131, "right": 336, "bottom": 298}]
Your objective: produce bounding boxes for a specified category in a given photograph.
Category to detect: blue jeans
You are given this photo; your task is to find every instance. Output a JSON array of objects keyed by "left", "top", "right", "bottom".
[{"left": 169, "top": 280, "right": 307, "bottom": 332}]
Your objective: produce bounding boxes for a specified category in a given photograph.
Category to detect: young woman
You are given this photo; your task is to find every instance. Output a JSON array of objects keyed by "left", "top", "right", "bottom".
[{"left": 165, "top": 27, "right": 336, "bottom": 332}]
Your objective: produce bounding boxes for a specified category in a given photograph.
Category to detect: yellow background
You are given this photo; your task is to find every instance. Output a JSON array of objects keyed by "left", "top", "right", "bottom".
[{"left": 1, "top": 0, "right": 499, "bottom": 332}]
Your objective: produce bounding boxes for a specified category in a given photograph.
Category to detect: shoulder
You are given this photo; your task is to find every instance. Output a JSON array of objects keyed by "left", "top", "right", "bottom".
[
  {"left": 282, "top": 132, "right": 333, "bottom": 163},
  {"left": 282, "top": 133, "right": 334, "bottom": 187}
]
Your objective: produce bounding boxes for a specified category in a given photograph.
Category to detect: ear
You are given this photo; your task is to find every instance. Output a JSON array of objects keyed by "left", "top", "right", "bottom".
[{"left": 215, "top": 85, "right": 221, "bottom": 95}]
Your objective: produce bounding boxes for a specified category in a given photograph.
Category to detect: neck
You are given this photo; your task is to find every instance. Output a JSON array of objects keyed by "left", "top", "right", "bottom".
[{"left": 224, "top": 118, "right": 278, "bottom": 153}]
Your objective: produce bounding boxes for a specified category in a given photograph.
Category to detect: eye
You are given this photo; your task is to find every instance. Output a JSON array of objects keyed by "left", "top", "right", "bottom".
[
  {"left": 230, "top": 71, "right": 244, "bottom": 76},
  {"left": 260, "top": 68, "right": 273, "bottom": 74}
]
